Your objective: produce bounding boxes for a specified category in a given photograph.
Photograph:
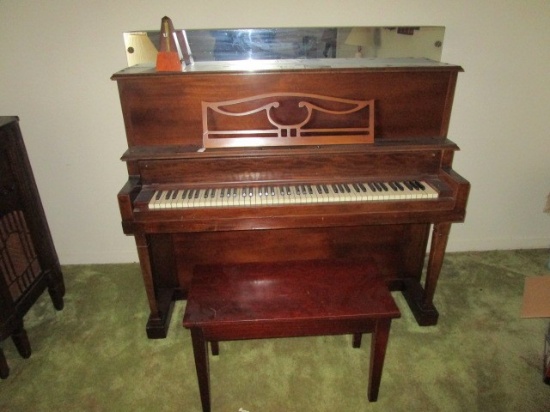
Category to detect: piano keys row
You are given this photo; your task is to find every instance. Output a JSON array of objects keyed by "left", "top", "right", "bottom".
[{"left": 147, "top": 180, "right": 438, "bottom": 209}]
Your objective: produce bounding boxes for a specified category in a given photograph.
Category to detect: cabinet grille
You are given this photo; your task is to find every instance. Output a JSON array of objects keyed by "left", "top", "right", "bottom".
[{"left": 0, "top": 210, "right": 42, "bottom": 301}]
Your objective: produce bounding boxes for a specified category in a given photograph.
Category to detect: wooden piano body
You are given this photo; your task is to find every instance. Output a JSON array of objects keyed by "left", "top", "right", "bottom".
[{"left": 112, "top": 58, "right": 469, "bottom": 338}]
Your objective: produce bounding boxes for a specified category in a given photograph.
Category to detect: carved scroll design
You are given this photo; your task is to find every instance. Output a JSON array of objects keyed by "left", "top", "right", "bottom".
[{"left": 202, "top": 92, "right": 374, "bottom": 148}]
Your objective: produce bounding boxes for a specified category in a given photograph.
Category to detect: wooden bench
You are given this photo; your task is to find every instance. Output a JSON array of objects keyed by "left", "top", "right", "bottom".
[{"left": 183, "top": 259, "right": 400, "bottom": 412}]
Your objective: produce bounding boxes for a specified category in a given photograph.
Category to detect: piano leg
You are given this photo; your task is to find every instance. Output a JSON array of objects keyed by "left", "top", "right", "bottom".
[
  {"left": 403, "top": 222, "right": 451, "bottom": 326},
  {"left": 424, "top": 222, "right": 451, "bottom": 306},
  {"left": 135, "top": 234, "right": 175, "bottom": 339}
]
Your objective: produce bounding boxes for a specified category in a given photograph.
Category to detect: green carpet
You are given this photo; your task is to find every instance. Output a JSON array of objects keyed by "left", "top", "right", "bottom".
[{"left": 1, "top": 250, "right": 550, "bottom": 411}]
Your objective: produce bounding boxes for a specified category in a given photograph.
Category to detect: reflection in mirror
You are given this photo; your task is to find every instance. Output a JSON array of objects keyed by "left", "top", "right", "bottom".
[{"left": 123, "top": 26, "right": 444, "bottom": 67}]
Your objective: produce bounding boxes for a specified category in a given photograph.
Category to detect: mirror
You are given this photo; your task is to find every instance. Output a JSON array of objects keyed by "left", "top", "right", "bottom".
[{"left": 123, "top": 26, "right": 445, "bottom": 67}]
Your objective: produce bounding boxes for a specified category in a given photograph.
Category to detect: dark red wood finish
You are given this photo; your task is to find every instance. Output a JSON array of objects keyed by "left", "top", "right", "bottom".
[
  {"left": 112, "top": 59, "right": 469, "bottom": 338},
  {"left": 183, "top": 259, "right": 401, "bottom": 410}
]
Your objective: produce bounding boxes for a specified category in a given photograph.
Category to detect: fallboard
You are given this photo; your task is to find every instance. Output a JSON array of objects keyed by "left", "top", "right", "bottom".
[{"left": 135, "top": 146, "right": 449, "bottom": 185}]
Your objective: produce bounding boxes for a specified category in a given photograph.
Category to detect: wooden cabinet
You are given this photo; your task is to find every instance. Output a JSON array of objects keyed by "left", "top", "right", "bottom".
[{"left": 0, "top": 116, "right": 65, "bottom": 378}]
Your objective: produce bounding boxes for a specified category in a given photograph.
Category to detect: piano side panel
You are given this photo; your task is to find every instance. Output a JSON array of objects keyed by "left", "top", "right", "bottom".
[
  {"left": 116, "top": 69, "right": 459, "bottom": 149},
  {"left": 117, "top": 177, "right": 140, "bottom": 234},
  {"left": 148, "top": 234, "right": 179, "bottom": 291}
]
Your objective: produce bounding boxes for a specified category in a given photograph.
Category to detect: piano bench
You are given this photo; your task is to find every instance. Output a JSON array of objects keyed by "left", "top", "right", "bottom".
[{"left": 183, "top": 259, "right": 401, "bottom": 411}]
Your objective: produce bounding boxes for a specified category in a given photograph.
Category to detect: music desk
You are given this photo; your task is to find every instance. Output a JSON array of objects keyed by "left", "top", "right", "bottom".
[{"left": 183, "top": 259, "right": 400, "bottom": 411}]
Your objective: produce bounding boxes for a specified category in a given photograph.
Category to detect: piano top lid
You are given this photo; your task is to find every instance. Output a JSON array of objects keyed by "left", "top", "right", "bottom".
[{"left": 111, "top": 57, "right": 463, "bottom": 79}]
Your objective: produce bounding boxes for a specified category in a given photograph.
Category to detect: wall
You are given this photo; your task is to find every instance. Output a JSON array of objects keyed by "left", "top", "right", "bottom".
[{"left": 0, "top": 0, "right": 549, "bottom": 264}]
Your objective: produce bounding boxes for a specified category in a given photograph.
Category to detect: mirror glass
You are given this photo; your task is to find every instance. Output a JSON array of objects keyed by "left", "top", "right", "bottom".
[{"left": 123, "top": 26, "right": 445, "bottom": 67}]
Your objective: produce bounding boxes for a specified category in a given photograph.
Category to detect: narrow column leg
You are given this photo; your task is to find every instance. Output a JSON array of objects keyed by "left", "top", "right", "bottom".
[
  {"left": 0, "top": 348, "right": 9, "bottom": 379},
  {"left": 423, "top": 222, "right": 451, "bottom": 308},
  {"left": 352, "top": 333, "right": 362, "bottom": 348},
  {"left": 135, "top": 234, "right": 159, "bottom": 317},
  {"left": 368, "top": 319, "right": 392, "bottom": 402},
  {"left": 190, "top": 328, "right": 211, "bottom": 412}
]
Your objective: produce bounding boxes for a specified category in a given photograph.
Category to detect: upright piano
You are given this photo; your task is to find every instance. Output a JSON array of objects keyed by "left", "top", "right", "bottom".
[{"left": 112, "top": 57, "right": 469, "bottom": 339}]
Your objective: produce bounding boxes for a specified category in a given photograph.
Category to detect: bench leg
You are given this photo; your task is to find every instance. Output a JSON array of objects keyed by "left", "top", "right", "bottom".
[
  {"left": 210, "top": 341, "right": 219, "bottom": 356},
  {"left": 353, "top": 333, "right": 362, "bottom": 348},
  {"left": 190, "top": 328, "right": 211, "bottom": 412},
  {"left": 368, "top": 319, "right": 392, "bottom": 402}
]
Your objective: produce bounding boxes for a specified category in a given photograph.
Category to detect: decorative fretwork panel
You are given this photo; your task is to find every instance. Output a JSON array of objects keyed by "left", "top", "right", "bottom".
[
  {"left": 202, "top": 93, "right": 374, "bottom": 148},
  {"left": 0, "top": 211, "right": 41, "bottom": 302}
]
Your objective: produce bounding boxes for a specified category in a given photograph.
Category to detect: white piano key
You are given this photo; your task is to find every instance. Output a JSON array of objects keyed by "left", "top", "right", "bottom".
[{"left": 147, "top": 180, "right": 439, "bottom": 210}]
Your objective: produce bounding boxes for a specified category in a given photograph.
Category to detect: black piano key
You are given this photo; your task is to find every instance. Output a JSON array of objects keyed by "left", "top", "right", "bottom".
[
  {"left": 414, "top": 180, "right": 426, "bottom": 190},
  {"left": 411, "top": 181, "right": 420, "bottom": 190}
]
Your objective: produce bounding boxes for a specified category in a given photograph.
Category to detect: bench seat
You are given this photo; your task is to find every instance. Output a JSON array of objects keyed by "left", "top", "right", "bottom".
[{"left": 183, "top": 259, "right": 400, "bottom": 411}]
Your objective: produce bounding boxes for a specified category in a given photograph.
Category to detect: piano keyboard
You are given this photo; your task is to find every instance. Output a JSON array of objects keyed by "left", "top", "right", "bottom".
[{"left": 148, "top": 180, "right": 438, "bottom": 209}]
